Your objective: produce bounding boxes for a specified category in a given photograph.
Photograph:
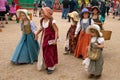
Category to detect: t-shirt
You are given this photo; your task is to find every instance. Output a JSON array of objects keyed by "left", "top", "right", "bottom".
[{"left": 62, "top": 0, "right": 70, "bottom": 8}]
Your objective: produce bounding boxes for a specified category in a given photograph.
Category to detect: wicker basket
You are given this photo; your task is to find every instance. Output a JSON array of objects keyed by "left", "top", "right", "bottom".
[{"left": 101, "top": 30, "right": 112, "bottom": 40}]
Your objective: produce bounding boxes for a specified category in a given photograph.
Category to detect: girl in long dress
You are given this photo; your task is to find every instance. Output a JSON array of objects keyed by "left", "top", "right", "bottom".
[
  {"left": 86, "top": 24, "right": 104, "bottom": 79},
  {"left": 64, "top": 11, "right": 79, "bottom": 54},
  {"left": 36, "top": 7, "right": 58, "bottom": 74},
  {"left": 91, "top": 6, "right": 103, "bottom": 30},
  {"left": 74, "top": 8, "right": 94, "bottom": 59},
  {"left": 11, "top": 9, "right": 39, "bottom": 64}
]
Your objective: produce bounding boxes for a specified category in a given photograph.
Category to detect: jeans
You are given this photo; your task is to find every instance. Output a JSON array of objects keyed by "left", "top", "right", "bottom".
[{"left": 62, "top": 8, "right": 69, "bottom": 19}]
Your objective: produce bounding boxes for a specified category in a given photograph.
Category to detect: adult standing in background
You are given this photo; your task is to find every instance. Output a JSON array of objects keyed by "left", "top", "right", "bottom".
[
  {"left": 45, "top": 0, "right": 53, "bottom": 9},
  {"left": 90, "top": 0, "right": 99, "bottom": 7},
  {"left": 62, "top": 0, "right": 70, "bottom": 19},
  {"left": 38, "top": 0, "right": 42, "bottom": 17},
  {"left": 68, "top": 0, "right": 76, "bottom": 22},
  {"left": 0, "top": 0, "right": 7, "bottom": 28},
  {"left": 100, "top": 0, "right": 106, "bottom": 23}
]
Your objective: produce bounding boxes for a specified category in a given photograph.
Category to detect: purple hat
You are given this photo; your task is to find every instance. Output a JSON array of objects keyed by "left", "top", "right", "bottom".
[{"left": 80, "top": 8, "right": 90, "bottom": 16}]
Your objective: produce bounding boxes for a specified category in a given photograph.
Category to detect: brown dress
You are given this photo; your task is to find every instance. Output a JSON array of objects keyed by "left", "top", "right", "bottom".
[
  {"left": 92, "top": 15, "right": 103, "bottom": 30},
  {"left": 67, "top": 25, "right": 78, "bottom": 53}
]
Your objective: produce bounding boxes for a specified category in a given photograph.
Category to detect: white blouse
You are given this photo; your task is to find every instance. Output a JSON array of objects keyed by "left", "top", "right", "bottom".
[
  {"left": 39, "top": 19, "right": 56, "bottom": 30},
  {"left": 75, "top": 18, "right": 94, "bottom": 35},
  {"left": 91, "top": 37, "right": 104, "bottom": 44}
]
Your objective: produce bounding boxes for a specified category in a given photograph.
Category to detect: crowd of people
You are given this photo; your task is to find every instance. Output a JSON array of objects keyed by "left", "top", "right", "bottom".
[{"left": 0, "top": 0, "right": 115, "bottom": 79}]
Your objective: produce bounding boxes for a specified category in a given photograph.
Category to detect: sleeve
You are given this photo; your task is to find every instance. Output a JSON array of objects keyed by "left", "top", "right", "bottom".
[
  {"left": 30, "top": 21, "right": 36, "bottom": 32},
  {"left": 75, "top": 21, "right": 81, "bottom": 35},
  {"left": 52, "top": 19, "right": 56, "bottom": 24},
  {"left": 91, "top": 19, "right": 94, "bottom": 25},
  {"left": 98, "top": 37, "right": 104, "bottom": 44},
  {"left": 38, "top": 23, "right": 43, "bottom": 30},
  {"left": 20, "top": 22, "right": 23, "bottom": 30}
]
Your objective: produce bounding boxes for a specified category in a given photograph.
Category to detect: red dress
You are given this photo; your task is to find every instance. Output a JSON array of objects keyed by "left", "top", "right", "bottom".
[
  {"left": 41, "top": 19, "right": 58, "bottom": 67},
  {"left": 74, "top": 31, "right": 91, "bottom": 59},
  {"left": 74, "top": 19, "right": 91, "bottom": 59}
]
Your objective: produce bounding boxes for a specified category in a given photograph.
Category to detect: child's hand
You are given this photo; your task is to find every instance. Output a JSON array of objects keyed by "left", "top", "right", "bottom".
[
  {"left": 53, "top": 40, "right": 57, "bottom": 45},
  {"left": 34, "top": 31, "right": 38, "bottom": 40},
  {"left": 74, "top": 34, "right": 77, "bottom": 38},
  {"left": 94, "top": 43, "right": 98, "bottom": 47},
  {"left": 34, "top": 35, "right": 38, "bottom": 40}
]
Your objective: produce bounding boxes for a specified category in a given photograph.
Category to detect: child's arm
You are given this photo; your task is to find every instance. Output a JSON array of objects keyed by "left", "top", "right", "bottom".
[
  {"left": 74, "top": 21, "right": 81, "bottom": 37},
  {"left": 95, "top": 43, "right": 104, "bottom": 48},
  {"left": 30, "top": 21, "right": 36, "bottom": 33},
  {"left": 52, "top": 23, "right": 58, "bottom": 45}
]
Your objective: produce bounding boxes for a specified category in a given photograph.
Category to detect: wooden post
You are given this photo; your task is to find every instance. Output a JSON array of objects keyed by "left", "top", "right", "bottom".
[
  {"left": 0, "top": 28, "right": 2, "bottom": 32},
  {"left": 29, "top": 13, "right": 32, "bottom": 20}
]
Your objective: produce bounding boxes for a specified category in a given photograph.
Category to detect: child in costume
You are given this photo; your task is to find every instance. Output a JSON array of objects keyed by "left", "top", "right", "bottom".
[
  {"left": 74, "top": 8, "right": 94, "bottom": 59},
  {"left": 91, "top": 6, "right": 103, "bottom": 30},
  {"left": 11, "top": 9, "right": 39, "bottom": 64},
  {"left": 9, "top": 1, "right": 18, "bottom": 21},
  {"left": 33, "top": 1, "right": 38, "bottom": 17},
  {"left": 36, "top": 7, "right": 58, "bottom": 74},
  {"left": 86, "top": 24, "right": 104, "bottom": 79},
  {"left": 64, "top": 11, "right": 79, "bottom": 54}
]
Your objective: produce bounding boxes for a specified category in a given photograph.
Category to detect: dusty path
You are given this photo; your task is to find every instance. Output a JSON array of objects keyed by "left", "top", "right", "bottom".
[{"left": 0, "top": 12, "right": 120, "bottom": 80}]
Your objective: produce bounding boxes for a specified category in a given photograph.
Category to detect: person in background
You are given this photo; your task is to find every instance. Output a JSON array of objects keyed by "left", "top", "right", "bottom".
[
  {"left": 68, "top": 0, "right": 76, "bottom": 22},
  {"left": 106, "top": 1, "right": 111, "bottom": 16},
  {"left": 90, "top": 0, "right": 99, "bottom": 7},
  {"left": 0, "top": 0, "right": 7, "bottom": 28},
  {"left": 5, "top": 2, "right": 10, "bottom": 24},
  {"left": 117, "top": 2, "right": 120, "bottom": 20},
  {"left": 33, "top": 1, "right": 38, "bottom": 17},
  {"left": 62, "top": 0, "right": 70, "bottom": 19},
  {"left": 45, "top": 0, "right": 52, "bottom": 9},
  {"left": 91, "top": 6, "right": 103, "bottom": 30},
  {"left": 9, "top": 1, "right": 19, "bottom": 22},
  {"left": 100, "top": 0, "right": 106, "bottom": 23},
  {"left": 38, "top": 0, "right": 42, "bottom": 17}
]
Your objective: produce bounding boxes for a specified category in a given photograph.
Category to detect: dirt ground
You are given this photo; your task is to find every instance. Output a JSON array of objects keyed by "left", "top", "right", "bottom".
[{"left": 0, "top": 11, "right": 120, "bottom": 80}]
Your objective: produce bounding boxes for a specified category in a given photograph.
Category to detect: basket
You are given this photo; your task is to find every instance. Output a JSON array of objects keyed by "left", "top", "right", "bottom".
[{"left": 101, "top": 30, "right": 112, "bottom": 40}]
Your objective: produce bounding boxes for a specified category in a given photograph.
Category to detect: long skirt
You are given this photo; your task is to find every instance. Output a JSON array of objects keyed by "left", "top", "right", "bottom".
[
  {"left": 11, "top": 33, "right": 39, "bottom": 64},
  {"left": 74, "top": 31, "right": 91, "bottom": 59},
  {"left": 67, "top": 25, "right": 78, "bottom": 53},
  {"left": 88, "top": 52, "right": 104, "bottom": 75}
]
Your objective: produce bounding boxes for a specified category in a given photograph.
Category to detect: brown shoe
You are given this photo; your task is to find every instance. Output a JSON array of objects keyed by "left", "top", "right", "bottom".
[
  {"left": 95, "top": 74, "right": 101, "bottom": 79},
  {"left": 5, "top": 22, "right": 8, "bottom": 24},
  {"left": 88, "top": 74, "right": 94, "bottom": 78}
]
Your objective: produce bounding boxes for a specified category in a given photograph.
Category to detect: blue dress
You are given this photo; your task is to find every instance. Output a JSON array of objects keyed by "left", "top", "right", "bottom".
[{"left": 11, "top": 21, "right": 39, "bottom": 64}]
